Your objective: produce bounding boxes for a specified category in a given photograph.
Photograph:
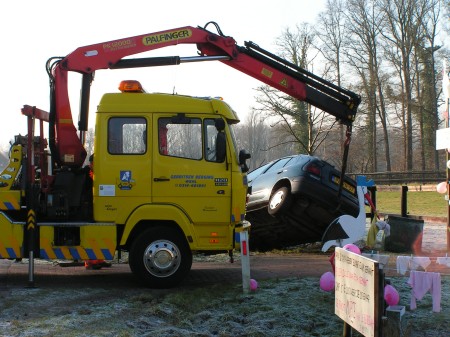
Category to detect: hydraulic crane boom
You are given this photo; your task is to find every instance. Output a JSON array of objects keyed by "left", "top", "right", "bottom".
[{"left": 48, "top": 21, "right": 360, "bottom": 168}]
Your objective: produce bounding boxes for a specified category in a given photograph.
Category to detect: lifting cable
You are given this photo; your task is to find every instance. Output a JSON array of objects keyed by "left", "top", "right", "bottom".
[{"left": 337, "top": 124, "right": 352, "bottom": 201}]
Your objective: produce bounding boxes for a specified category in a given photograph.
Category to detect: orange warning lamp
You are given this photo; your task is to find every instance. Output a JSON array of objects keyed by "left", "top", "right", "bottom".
[{"left": 119, "top": 80, "right": 145, "bottom": 93}]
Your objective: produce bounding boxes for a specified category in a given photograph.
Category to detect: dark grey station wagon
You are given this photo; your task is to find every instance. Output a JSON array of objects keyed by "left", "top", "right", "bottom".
[{"left": 245, "top": 154, "right": 359, "bottom": 250}]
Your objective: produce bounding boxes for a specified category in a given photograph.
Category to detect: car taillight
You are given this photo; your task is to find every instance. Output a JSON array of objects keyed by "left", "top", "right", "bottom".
[{"left": 305, "top": 163, "right": 321, "bottom": 177}]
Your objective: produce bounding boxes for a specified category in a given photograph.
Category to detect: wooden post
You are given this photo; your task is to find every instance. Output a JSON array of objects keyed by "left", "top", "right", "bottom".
[
  {"left": 401, "top": 186, "right": 408, "bottom": 218},
  {"left": 378, "top": 269, "right": 385, "bottom": 337},
  {"left": 342, "top": 322, "right": 352, "bottom": 336}
]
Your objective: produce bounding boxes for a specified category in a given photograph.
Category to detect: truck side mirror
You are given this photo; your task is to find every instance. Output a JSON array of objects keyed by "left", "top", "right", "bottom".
[{"left": 239, "top": 150, "right": 251, "bottom": 173}]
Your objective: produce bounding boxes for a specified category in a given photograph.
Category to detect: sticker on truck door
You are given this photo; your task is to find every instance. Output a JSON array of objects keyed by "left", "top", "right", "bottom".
[
  {"left": 214, "top": 178, "right": 228, "bottom": 186},
  {"left": 118, "top": 170, "right": 135, "bottom": 190},
  {"left": 99, "top": 185, "right": 115, "bottom": 196}
]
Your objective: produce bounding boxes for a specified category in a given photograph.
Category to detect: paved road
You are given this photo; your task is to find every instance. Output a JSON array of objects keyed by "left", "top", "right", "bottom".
[
  {"left": 422, "top": 221, "right": 448, "bottom": 253},
  {"left": 1, "top": 254, "right": 331, "bottom": 290},
  {"left": 0, "top": 222, "right": 447, "bottom": 290}
]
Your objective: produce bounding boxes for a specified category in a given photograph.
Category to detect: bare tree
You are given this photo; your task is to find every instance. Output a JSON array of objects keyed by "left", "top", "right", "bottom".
[
  {"left": 238, "top": 109, "right": 271, "bottom": 169},
  {"left": 315, "top": 0, "right": 349, "bottom": 87},
  {"left": 83, "top": 128, "right": 95, "bottom": 165},
  {"left": 343, "top": 0, "right": 392, "bottom": 172},
  {"left": 443, "top": 0, "right": 450, "bottom": 34},
  {"left": 239, "top": 0, "right": 447, "bottom": 175},
  {"left": 381, "top": 0, "right": 430, "bottom": 170},
  {"left": 316, "top": 0, "right": 348, "bottom": 163},
  {"left": 253, "top": 23, "right": 337, "bottom": 157},
  {"left": 415, "top": 0, "right": 441, "bottom": 170}
]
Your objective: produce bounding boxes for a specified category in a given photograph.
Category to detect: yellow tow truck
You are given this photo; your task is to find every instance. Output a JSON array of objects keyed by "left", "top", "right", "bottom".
[{"left": 0, "top": 22, "right": 359, "bottom": 288}]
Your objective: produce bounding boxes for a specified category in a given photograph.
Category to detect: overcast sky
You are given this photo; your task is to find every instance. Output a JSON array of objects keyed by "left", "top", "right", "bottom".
[{"left": 0, "top": 0, "right": 325, "bottom": 148}]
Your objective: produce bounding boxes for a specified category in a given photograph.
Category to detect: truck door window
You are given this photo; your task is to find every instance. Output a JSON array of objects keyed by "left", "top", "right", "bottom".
[
  {"left": 205, "top": 118, "right": 226, "bottom": 162},
  {"left": 158, "top": 117, "right": 202, "bottom": 160},
  {"left": 108, "top": 117, "right": 147, "bottom": 154}
]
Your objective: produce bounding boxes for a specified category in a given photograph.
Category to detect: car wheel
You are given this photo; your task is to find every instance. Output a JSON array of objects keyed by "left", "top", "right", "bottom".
[
  {"left": 129, "top": 226, "right": 192, "bottom": 288},
  {"left": 268, "top": 186, "right": 292, "bottom": 216}
]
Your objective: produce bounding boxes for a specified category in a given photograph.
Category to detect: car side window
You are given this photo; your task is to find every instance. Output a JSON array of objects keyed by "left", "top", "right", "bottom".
[
  {"left": 264, "top": 158, "right": 292, "bottom": 174},
  {"left": 247, "top": 162, "right": 273, "bottom": 181}
]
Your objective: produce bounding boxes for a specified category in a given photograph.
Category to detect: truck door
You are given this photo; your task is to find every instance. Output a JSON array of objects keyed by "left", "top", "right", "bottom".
[
  {"left": 152, "top": 114, "right": 232, "bottom": 231},
  {"left": 93, "top": 116, "right": 152, "bottom": 222}
]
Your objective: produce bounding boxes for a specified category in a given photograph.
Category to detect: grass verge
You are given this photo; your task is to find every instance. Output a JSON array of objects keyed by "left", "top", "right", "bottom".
[{"left": 375, "top": 190, "right": 447, "bottom": 218}]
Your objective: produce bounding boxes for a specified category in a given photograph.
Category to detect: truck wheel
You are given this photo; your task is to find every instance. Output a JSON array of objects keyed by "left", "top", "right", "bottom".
[
  {"left": 129, "top": 227, "right": 192, "bottom": 288},
  {"left": 268, "top": 186, "right": 292, "bottom": 216}
]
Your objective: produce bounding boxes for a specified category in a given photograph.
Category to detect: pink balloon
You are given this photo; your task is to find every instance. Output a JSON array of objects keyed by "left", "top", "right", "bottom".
[
  {"left": 384, "top": 285, "right": 400, "bottom": 306},
  {"left": 436, "top": 181, "right": 447, "bottom": 194},
  {"left": 320, "top": 272, "right": 335, "bottom": 292},
  {"left": 343, "top": 243, "right": 361, "bottom": 255},
  {"left": 250, "top": 279, "right": 258, "bottom": 291}
]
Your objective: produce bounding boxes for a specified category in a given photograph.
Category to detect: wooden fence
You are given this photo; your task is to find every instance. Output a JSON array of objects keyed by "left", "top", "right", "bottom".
[{"left": 348, "top": 171, "right": 446, "bottom": 185}]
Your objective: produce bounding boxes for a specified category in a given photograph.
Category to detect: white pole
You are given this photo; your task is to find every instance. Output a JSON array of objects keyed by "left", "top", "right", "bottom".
[
  {"left": 240, "top": 230, "right": 251, "bottom": 293},
  {"left": 444, "top": 60, "right": 450, "bottom": 253}
]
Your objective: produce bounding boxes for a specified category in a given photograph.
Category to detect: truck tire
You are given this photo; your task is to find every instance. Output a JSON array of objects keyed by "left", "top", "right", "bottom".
[
  {"left": 129, "top": 226, "right": 192, "bottom": 288},
  {"left": 268, "top": 186, "right": 292, "bottom": 216}
]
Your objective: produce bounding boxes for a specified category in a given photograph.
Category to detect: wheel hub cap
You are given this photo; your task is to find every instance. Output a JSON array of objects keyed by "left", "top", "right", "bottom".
[
  {"left": 143, "top": 240, "right": 181, "bottom": 277},
  {"left": 270, "top": 191, "right": 284, "bottom": 209}
]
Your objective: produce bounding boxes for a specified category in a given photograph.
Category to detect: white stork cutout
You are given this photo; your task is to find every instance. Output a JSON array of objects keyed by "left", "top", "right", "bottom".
[{"left": 321, "top": 176, "right": 375, "bottom": 252}]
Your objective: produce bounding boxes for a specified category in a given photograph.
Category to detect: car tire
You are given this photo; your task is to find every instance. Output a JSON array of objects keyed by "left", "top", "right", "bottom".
[
  {"left": 268, "top": 186, "right": 292, "bottom": 216},
  {"left": 129, "top": 226, "right": 192, "bottom": 288}
]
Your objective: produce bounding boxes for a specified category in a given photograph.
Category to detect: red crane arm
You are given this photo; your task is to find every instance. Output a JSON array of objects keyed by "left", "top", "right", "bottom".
[
  {"left": 60, "top": 27, "right": 235, "bottom": 72},
  {"left": 51, "top": 25, "right": 233, "bottom": 166},
  {"left": 49, "top": 23, "right": 359, "bottom": 167}
]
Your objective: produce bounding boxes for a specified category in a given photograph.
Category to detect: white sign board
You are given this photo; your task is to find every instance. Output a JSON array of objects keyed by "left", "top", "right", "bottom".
[
  {"left": 335, "top": 247, "right": 379, "bottom": 337},
  {"left": 436, "top": 128, "right": 450, "bottom": 150}
]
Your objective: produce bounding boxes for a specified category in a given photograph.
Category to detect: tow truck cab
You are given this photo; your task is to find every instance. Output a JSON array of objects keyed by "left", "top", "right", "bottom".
[{"left": 93, "top": 84, "right": 249, "bottom": 253}]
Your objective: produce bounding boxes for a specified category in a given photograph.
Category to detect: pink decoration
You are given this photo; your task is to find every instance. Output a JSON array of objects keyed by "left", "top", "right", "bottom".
[
  {"left": 320, "top": 272, "right": 335, "bottom": 292},
  {"left": 343, "top": 243, "right": 361, "bottom": 255},
  {"left": 436, "top": 181, "right": 447, "bottom": 194},
  {"left": 384, "top": 285, "right": 400, "bottom": 306},
  {"left": 250, "top": 278, "right": 258, "bottom": 291}
]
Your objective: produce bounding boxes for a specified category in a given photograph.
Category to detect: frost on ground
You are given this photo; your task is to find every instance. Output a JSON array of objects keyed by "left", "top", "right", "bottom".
[{"left": 0, "top": 274, "right": 448, "bottom": 337}]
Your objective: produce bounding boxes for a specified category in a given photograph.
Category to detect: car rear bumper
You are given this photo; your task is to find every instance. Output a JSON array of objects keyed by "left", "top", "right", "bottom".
[{"left": 291, "top": 177, "right": 359, "bottom": 217}]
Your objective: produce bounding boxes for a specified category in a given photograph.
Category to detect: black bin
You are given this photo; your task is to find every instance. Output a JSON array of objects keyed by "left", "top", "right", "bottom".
[{"left": 384, "top": 215, "right": 424, "bottom": 253}]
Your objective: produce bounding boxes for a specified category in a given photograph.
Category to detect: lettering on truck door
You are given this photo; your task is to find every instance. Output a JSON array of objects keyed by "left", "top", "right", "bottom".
[{"left": 152, "top": 116, "right": 232, "bottom": 225}]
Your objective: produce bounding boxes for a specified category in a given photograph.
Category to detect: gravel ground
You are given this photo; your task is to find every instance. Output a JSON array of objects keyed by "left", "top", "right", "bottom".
[
  {"left": 0, "top": 222, "right": 448, "bottom": 337},
  {"left": 0, "top": 273, "right": 448, "bottom": 337}
]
